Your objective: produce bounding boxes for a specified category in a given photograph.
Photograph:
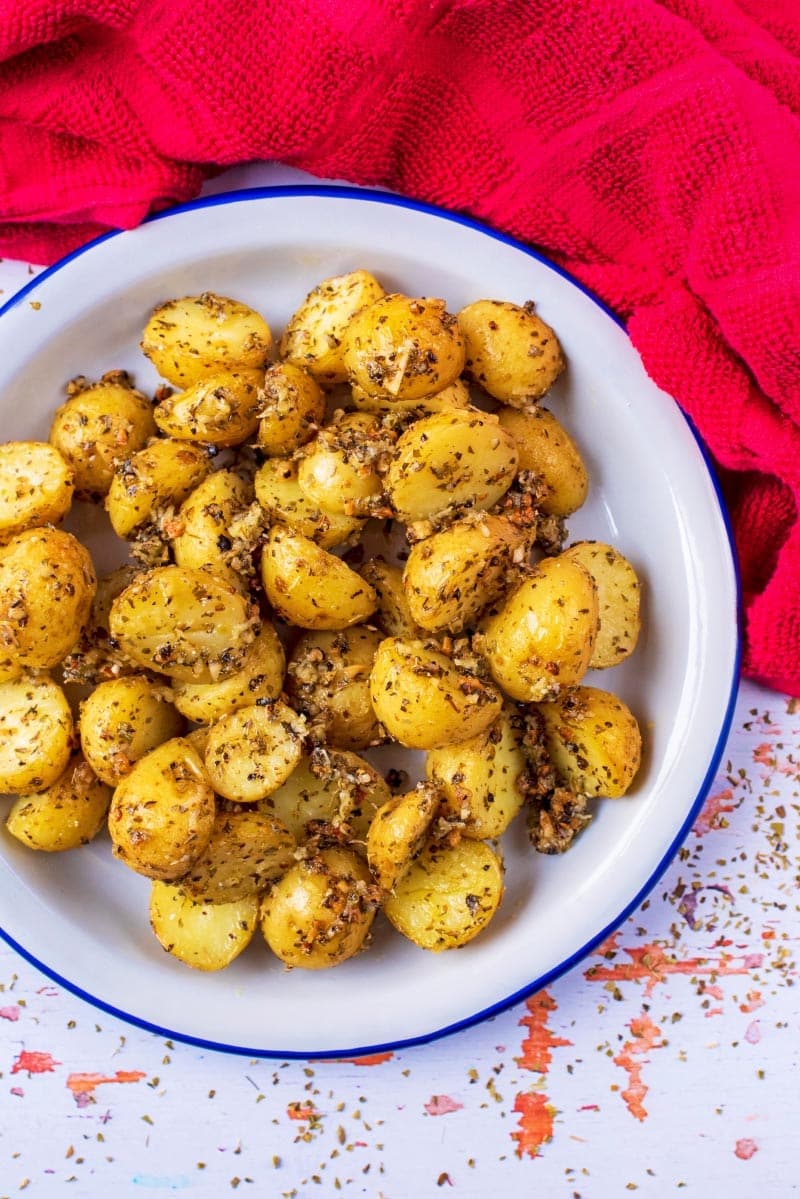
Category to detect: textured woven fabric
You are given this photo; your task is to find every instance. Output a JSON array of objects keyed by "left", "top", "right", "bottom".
[{"left": 1, "top": 0, "right": 799, "bottom": 692}]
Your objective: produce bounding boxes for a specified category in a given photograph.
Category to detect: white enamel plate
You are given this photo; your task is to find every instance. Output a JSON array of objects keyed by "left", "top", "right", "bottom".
[{"left": 0, "top": 187, "right": 739, "bottom": 1057}]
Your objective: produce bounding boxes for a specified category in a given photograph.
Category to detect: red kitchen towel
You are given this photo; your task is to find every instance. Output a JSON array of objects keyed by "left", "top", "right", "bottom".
[{"left": 1, "top": 0, "right": 799, "bottom": 694}]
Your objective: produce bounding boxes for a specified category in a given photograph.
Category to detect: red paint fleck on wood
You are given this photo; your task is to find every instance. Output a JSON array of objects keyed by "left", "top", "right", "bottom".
[
  {"left": 287, "top": 1102, "right": 318, "bottom": 1121},
  {"left": 740, "top": 991, "right": 764, "bottom": 1013},
  {"left": 693, "top": 788, "right": 737, "bottom": 835},
  {"left": 11, "top": 1050, "right": 60, "bottom": 1075},
  {"left": 594, "top": 931, "right": 622, "bottom": 957},
  {"left": 0, "top": 1005, "right": 20, "bottom": 1021},
  {"left": 336, "top": 1051, "right": 394, "bottom": 1066},
  {"left": 613, "top": 1013, "right": 665, "bottom": 1121},
  {"left": 10, "top": 1086, "right": 24, "bottom": 1097},
  {"left": 585, "top": 943, "right": 761, "bottom": 997},
  {"left": 511, "top": 1092, "right": 555, "bottom": 1158},
  {"left": 735, "top": 1138, "right": 759, "bottom": 1160},
  {"left": 66, "top": 1070, "right": 146, "bottom": 1096},
  {"left": 517, "top": 990, "right": 572, "bottom": 1073},
  {"left": 744, "top": 1020, "right": 762, "bottom": 1044},
  {"left": 424, "top": 1094, "right": 464, "bottom": 1116}
]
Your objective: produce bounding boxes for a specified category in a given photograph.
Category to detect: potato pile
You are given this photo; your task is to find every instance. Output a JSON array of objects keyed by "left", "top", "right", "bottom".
[{"left": 0, "top": 272, "right": 643, "bottom": 972}]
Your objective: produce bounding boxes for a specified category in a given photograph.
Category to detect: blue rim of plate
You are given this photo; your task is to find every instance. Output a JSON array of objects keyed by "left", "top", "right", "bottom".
[{"left": 0, "top": 184, "right": 742, "bottom": 1060}]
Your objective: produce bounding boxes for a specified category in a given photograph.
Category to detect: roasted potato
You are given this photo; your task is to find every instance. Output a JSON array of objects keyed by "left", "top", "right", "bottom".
[
  {"left": 171, "top": 467, "right": 254, "bottom": 589},
  {"left": 0, "top": 440, "right": 74, "bottom": 538},
  {"left": 171, "top": 621, "right": 285, "bottom": 724},
  {"left": 153, "top": 368, "right": 264, "bottom": 446},
  {"left": 343, "top": 293, "right": 465, "bottom": 401},
  {"left": 477, "top": 555, "right": 599, "bottom": 702},
  {"left": 536, "top": 686, "right": 642, "bottom": 798},
  {"left": 383, "top": 838, "right": 504, "bottom": 951},
  {"left": 561, "top": 541, "right": 641, "bottom": 668},
  {"left": 286, "top": 625, "right": 384, "bottom": 749},
  {"left": 149, "top": 881, "right": 259, "bottom": 971},
  {"left": 297, "top": 412, "right": 383, "bottom": 516},
  {"left": 264, "top": 749, "right": 391, "bottom": 845},
  {"left": 109, "top": 565, "right": 258, "bottom": 683},
  {"left": 0, "top": 527, "right": 96, "bottom": 671},
  {"left": 360, "top": 558, "right": 424, "bottom": 640},
  {"left": 61, "top": 565, "right": 141, "bottom": 684},
  {"left": 203, "top": 700, "right": 307, "bottom": 803},
  {"left": 49, "top": 375, "right": 156, "bottom": 498},
  {"left": 105, "top": 438, "right": 212, "bottom": 539},
  {"left": 260, "top": 846, "right": 377, "bottom": 969},
  {"left": 108, "top": 736, "right": 215, "bottom": 879},
  {"left": 261, "top": 527, "right": 377, "bottom": 630},
  {"left": 79, "top": 675, "right": 185, "bottom": 786},
  {"left": 403, "top": 513, "right": 532, "bottom": 634},
  {"left": 459, "top": 299, "right": 564, "bottom": 405},
  {"left": 497, "top": 406, "right": 588, "bottom": 516},
  {"left": 254, "top": 457, "right": 365, "bottom": 549},
  {"left": 279, "top": 270, "right": 386, "bottom": 385},
  {"left": 0, "top": 675, "right": 74, "bottom": 794},
  {"left": 348, "top": 377, "right": 471, "bottom": 416},
  {"left": 256, "top": 361, "right": 326, "bottom": 455},
  {"left": 180, "top": 808, "right": 296, "bottom": 903},
  {"left": 369, "top": 637, "right": 502, "bottom": 750},
  {"left": 142, "top": 292, "right": 272, "bottom": 387},
  {"left": 366, "top": 782, "right": 440, "bottom": 892},
  {"left": 426, "top": 707, "right": 526, "bottom": 839},
  {"left": 385, "top": 409, "right": 518, "bottom": 525},
  {"left": 5, "top": 753, "right": 111, "bottom": 851}
]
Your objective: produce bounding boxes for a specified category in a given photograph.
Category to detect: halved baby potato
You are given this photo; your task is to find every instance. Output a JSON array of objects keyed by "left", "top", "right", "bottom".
[
  {"left": 369, "top": 637, "right": 502, "bottom": 750},
  {"left": 286, "top": 625, "right": 384, "bottom": 750},
  {"left": 366, "top": 782, "right": 440, "bottom": 892},
  {"left": 497, "top": 406, "right": 588, "bottom": 517},
  {"left": 477, "top": 554, "right": 598, "bottom": 702},
  {"left": 79, "top": 675, "right": 185, "bottom": 786},
  {"left": 203, "top": 700, "right": 307, "bottom": 803},
  {"left": 105, "top": 438, "right": 212, "bottom": 539},
  {"left": 0, "top": 440, "right": 74, "bottom": 537},
  {"left": 108, "top": 737, "right": 215, "bottom": 879},
  {"left": 260, "top": 846, "right": 377, "bottom": 969},
  {"left": 254, "top": 457, "right": 365, "bottom": 550},
  {"left": 109, "top": 565, "right": 259, "bottom": 683},
  {"left": 49, "top": 376, "right": 156, "bottom": 498},
  {"left": 180, "top": 808, "right": 296, "bottom": 903},
  {"left": 171, "top": 621, "right": 285, "bottom": 724},
  {"left": 153, "top": 369, "right": 264, "bottom": 446},
  {"left": 535, "top": 685, "right": 642, "bottom": 798},
  {"left": 561, "top": 541, "right": 641, "bottom": 668},
  {"left": 383, "top": 838, "right": 504, "bottom": 951},
  {"left": 5, "top": 753, "right": 111, "bottom": 851},
  {"left": 280, "top": 270, "right": 386, "bottom": 386},
  {"left": 261, "top": 527, "right": 377, "bottom": 630},
  {"left": 459, "top": 299, "right": 564, "bottom": 405},
  {"left": 142, "top": 292, "right": 272, "bottom": 387},
  {"left": 263, "top": 750, "right": 391, "bottom": 845},
  {"left": 149, "top": 881, "right": 259, "bottom": 971}
]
